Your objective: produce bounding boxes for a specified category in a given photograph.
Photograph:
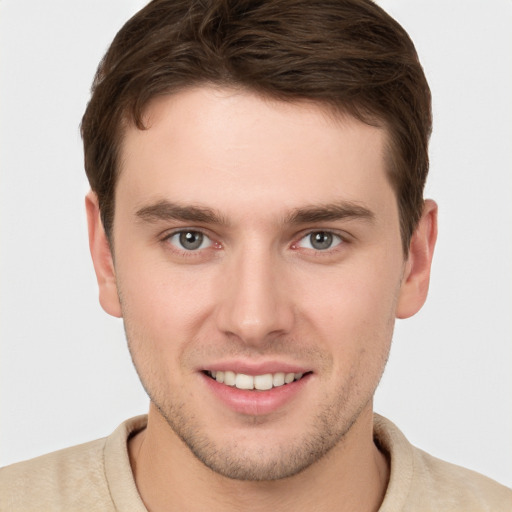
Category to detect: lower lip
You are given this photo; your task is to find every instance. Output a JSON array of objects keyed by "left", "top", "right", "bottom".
[{"left": 201, "top": 373, "right": 311, "bottom": 416}]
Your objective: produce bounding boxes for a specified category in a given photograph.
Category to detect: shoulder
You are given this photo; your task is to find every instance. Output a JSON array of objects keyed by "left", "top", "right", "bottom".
[
  {"left": 374, "top": 414, "right": 512, "bottom": 511},
  {"left": 0, "top": 415, "right": 147, "bottom": 512},
  {"left": 0, "top": 437, "right": 112, "bottom": 511},
  {"left": 411, "top": 447, "right": 512, "bottom": 510}
]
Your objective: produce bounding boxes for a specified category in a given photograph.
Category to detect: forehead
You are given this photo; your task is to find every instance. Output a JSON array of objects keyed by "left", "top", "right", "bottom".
[{"left": 117, "top": 87, "right": 395, "bottom": 222}]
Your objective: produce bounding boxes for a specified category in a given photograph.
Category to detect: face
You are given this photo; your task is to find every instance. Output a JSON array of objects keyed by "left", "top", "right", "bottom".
[{"left": 94, "top": 87, "right": 423, "bottom": 480}]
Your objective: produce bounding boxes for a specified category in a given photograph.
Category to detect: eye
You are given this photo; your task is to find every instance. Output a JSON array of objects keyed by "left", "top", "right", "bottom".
[
  {"left": 167, "top": 230, "right": 212, "bottom": 251},
  {"left": 297, "top": 231, "right": 343, "bottom": 251}
]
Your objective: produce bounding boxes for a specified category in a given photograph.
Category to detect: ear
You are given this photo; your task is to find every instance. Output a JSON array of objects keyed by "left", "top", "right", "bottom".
[
  {"left": 85, "top": 191, "right": 122, "bottom": 318},
  {"left": 396, "top": 199, "right": 438, "bottom": 319}
]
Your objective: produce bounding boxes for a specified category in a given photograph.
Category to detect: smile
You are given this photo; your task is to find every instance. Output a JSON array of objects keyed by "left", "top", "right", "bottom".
[{"left": 205, "top": 370, "right": 307, "bottom": 391}]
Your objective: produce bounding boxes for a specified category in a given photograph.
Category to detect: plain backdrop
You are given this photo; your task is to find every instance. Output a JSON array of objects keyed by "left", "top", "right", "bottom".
[{"left": 1, "top": 0, "right": 511, "bottom": 487}]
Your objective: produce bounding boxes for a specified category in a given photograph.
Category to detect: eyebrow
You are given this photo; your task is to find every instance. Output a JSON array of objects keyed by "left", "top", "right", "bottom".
[
  {"left": 135, "top": 199, "right": 374, "bottom": 227},
  {"left": 285, "top": 202, "right": 375, "bottom": 225},
  {"left": 135, "top": 201, "right": 228, "bottom": 225}
]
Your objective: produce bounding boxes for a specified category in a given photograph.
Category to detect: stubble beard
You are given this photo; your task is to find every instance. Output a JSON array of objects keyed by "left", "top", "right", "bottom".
[
  {"left": 149, "top": 381, "right": 366, "bottom": 481},
  {"left": 126, "top": 337, "right": 387, "bottom": 482}
]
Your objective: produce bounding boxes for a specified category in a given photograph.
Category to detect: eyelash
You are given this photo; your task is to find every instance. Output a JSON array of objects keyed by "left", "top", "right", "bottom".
[
  {"left": 161, "top": 228, "right": 349, "bottom": 257},
  {"left": 161, "top": 229, "right": 220, "bottom": 257},
  {"left": 292, "top": 231, "right": 345, "bottom": 252}
]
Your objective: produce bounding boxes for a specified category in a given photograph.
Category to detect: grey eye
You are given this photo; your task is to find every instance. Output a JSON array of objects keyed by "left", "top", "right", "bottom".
[
  {"left": 180, "top": 231, "right": 203, "bottom": 250},
  {"left": 297, "top": 231, "right": 342, "bottom": 251},
  {"left": 168, "top": 231, "right": 212, "bottom": 251},
  {"left": 310, "top": 232, "right": 333, "bottom": 250}
]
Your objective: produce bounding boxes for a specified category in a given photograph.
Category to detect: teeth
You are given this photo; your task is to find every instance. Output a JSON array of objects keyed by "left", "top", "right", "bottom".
[
  {"left": 272, "top": 372, "right": 285, "bottom": 387},
  {"left": 235, "top": 373, "right": 254, "bottom": 390},
  {"left": 284, "top": 373, "right": 295, "bottom": 384},
  {"left": 209, "top": 370, "right": 305, "bottom": 390},
  {"left": 254, "top": 374, "right": 273, "bottom": 391},
  {"left": 224, "top": 370, "right": 236, "bottom": 386}
]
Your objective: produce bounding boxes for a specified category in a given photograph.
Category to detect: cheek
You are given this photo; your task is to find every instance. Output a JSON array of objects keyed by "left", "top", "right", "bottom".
[
  {"left": 300, "top": 262, "right": 400, "bottom": 326},
  {"left": 115, "top": 245, "right": 218, "bottom": 329},
  {"left": 117, "top": 267, "right": 212, "bottom": 394},
  {"left": 295, "top": 258, "right": 400, "bottom": 363}
]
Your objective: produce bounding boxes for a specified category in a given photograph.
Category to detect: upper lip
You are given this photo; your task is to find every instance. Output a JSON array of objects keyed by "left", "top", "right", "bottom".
[{"left": 200, "top": 360, "right": 311, "bottom": 375}]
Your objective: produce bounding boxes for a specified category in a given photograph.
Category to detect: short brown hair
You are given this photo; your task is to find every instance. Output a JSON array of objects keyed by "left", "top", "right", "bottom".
[{"left": 81, "top": 0, "right": 431, "bottom": 254}]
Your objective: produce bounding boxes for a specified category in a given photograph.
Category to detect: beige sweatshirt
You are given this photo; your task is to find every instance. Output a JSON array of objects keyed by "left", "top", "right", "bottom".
[{"left": 1, "top": 414, "right": 511, "bottom": 511}]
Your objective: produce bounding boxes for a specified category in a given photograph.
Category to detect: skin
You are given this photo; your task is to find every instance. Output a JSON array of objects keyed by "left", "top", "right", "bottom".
[{"left": 87, "top": 87, "right": 437, "bottom": 512}]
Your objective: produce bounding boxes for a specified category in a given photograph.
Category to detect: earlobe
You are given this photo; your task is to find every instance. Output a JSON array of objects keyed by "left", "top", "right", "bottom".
[
  {"left": 85, "top": 191, "right": 122, "bottom": 318},
  {"left": 396, "top": 199, "right": 438, "bottom": 319}
]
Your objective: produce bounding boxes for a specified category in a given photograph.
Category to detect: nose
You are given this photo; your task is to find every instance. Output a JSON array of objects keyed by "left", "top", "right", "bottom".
[{"left": 215, "top": 244, "right": 294, "bottom": 347}]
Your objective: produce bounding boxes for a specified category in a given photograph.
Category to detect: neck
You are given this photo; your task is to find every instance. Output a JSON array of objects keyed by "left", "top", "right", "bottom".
[{"left": 129, "top": 403, "right": 389, "bottom": 512}]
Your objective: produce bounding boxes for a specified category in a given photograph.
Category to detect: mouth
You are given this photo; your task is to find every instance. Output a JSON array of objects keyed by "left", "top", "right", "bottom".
[{"left": 203, "top": 370, "right": 311, "bottom": 391}]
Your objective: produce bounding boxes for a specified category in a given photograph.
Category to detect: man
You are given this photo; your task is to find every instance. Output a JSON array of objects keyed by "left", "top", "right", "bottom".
[{"left": 1, "top": 0, "right": 511, "bottom": 510}]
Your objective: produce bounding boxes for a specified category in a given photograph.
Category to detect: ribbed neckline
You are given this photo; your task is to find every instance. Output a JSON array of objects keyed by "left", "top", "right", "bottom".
[{"left": 103, "top": 415, "right": 149, "bottom": 512}]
